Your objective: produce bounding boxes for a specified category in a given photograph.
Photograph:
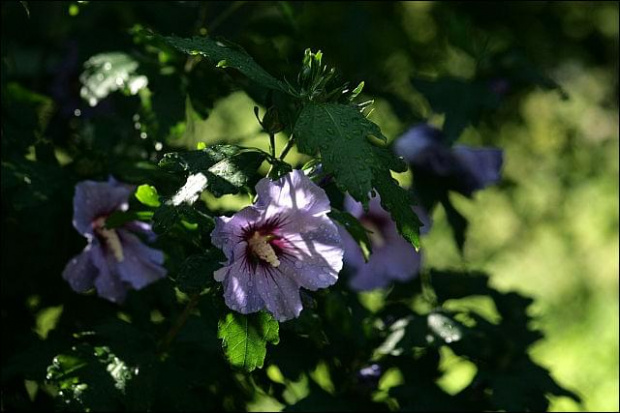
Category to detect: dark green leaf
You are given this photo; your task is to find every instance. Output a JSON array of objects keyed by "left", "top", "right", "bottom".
[
  {"left": 152, "top": 204, "right": 179, "bottom": 234},
  {"left": 161, "top": 35, "right": 292, "bottom": 94},
  {"left": 175, "top": 251, "right": 224, "bottom": 294},
  {"left": 159, "top": 144, "right": 266, "bottom": 197},
  {"left": 294, "top": 103, "right": 421, "bottom": 248},
  {"left": 105, "top": 210, "right": 154, "bottom": 229},
  {"left": 217, "top": 312, "right": 279, "bottom": 372}
]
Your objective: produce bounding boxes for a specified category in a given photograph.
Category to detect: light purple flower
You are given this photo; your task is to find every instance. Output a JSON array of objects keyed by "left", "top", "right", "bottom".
[
  {"left": 340, "top": 195, "right": 431, "bottom": 291},
  {"left": 394, "top": 124, "right": 503, "bottom": 197},
  {"left": 211, "top": 170, "right": 344, "bottom": 321},
  {"left": 62, "top": 178, "right": 167, "bottom": 303}
]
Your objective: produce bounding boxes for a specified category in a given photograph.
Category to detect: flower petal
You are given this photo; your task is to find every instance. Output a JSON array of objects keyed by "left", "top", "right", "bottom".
[
  {"left": 348, "top": 239, "right": 421, "bottom": 291},
  {"left": 255, "top": 169, "right": 331, "bottom": 220},
  {"left": 124, "top": 221, "right": 157, "bottom": 242},
  {"left": 278, "top": 217, "right": 343, "bottom": 291},
  {"left": 255, "top": 267, "right": 302, "bottom": 322},
  {"left": 72, "top": 180, "right": 133, "bottom": 236},
  {"left": 216, "top": 242, "right": 264, "bottom": 314},
  {"left": 394, "top": 124, "right": 444, "bottom": 164},
  {"left": 211, "top": 207, "right": 262, "bottom": 258},
  {"left": 452, "top": 146, "right": 504, "bottom": 196},
  {"left": 62, "top": 245, "right": 98, "bottom": 293},
  {"left": 89, "top": 245, "right": 128, "bottom": 303},
  {"left": 342, "top": 195, "right": 423, "bottom": 291},
  {"left": 115, "top": 230, "right": 167, "bottom": 290}
]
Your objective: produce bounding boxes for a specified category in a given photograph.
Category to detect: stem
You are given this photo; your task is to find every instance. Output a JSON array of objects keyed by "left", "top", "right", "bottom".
[
  {"left": 158, "top": 293, "right": 201, "bottom": 355},
  {"left": 269, "top": 132, "right": 276, "bottom": 158},
  {"left": 420, "top": 270, "right": 438, "bottom": 308},
  {"left": 279, "top": 135, "right": 295, "bottom": 161},
  {"left": 265, "top": 132, "right": 278, "bottom": 179}
]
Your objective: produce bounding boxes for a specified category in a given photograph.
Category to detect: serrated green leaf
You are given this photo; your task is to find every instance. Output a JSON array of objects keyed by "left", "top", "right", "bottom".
[
  {"left": 374, "top": 172, "right": 421, "bottom": 249},
  {"left": 328, "top": 209, "right": 372, "bottom": 261},
  {"left": 80, "top": 52, "right": 148, "bottom": 106},
  {"left": 217, "top": 312, "right": 279, "bottom": 372},
  {"left": 294, "top": 103, "right": 421, "bottom": 248},
  {"left": 135, "top": 184, "right": 161, "bottom": 207},
  {"left": 161, "top": 35, "right": 292, "bottom": 94},
  {"left": 160, "top": 145, "right": 266, "bottom": 197}
]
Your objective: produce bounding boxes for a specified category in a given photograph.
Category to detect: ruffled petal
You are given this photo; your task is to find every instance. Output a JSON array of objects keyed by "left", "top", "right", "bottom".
[
  {"left": 255, "top": 169, "right": 331, "bottom": 220},
  {"left": 342, "top": 195, "right": 422, "bottom": 291},
  {"left": 72, "top": 180, "right": 133, "bottom": 236},
  {"left": 216, "top": 242, "right": 264, "bottom": 314},
  {"left": 62, "top": 245, "right": 98, "bottom": 293},
  {"left": 278, "top": 216, "right": 343, "bottom": 291},
  {"left": 394, "top": 124, "right": 444, "bottom": 164},
  {"left": 349, "top": 238, "right": 421, "bottom": 291},
  {"left": 452, "top": 146, "right": 504, "bottom": 196},
  {"left": 89, "top": 245, "right": 128, "bottom": 303},
  {"left": 255, "top": 267, "right": 302, "bottom": 322},
  {"left": 115, "top": 230, "right": 166, "bottom": 290},
  {"left": 124, "top": 221, "right": 157, "bottom": 243}
]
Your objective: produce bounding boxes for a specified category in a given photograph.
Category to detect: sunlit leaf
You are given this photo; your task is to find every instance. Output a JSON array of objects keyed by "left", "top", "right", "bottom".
[
  {"left": 135, "top": 184, "right": 161, "bottom": 207},
  {"left": 80, "top": 52, "right": 148, "bottom": 106},
  {"left": 218, "top": 312, "right": 279, "bottom": 372}
]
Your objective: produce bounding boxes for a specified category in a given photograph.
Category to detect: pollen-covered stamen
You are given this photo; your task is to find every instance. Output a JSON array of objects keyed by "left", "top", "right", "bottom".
[
  {"left": 248, "top": 231, "right": 280, "bottom": 267},
  {"left": 93, "top": 217, "right": 124, "bottom": 262}
]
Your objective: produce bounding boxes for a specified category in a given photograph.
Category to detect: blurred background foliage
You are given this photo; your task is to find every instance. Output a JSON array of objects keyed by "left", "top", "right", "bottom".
[{"left": 1, "top": 1, "right": 618, "bottom": 411}]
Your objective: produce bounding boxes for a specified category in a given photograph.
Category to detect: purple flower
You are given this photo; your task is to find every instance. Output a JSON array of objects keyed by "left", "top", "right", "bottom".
[
  {"left": 62, "top": 178, "right": 167, "bottom": 303},
  {"left": 211, "top": 170, "right": 344, "bottom": 321},
  {"left": 340, "top": 195, "right": 431, "bottom": 291},
  {"left": 394, "top": 124, "right": 504, "bottom": 197}
]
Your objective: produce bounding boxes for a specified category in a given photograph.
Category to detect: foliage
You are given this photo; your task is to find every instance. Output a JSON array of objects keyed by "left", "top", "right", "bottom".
[{"left": 2, "top": 2, "right": 616, "bottom": 412}]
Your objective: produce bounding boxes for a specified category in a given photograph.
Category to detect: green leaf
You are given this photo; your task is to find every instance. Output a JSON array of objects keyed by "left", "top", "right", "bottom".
[
  {"left": 135, "top": 184, "right": 161, "bottom": 207},
  {"left": 176, "top": 251, "right": 224, "bottom": 294},
  {"left": 160, "top": 144, "right": 266, "bottom": 197},
  {"left": 170, "top": 173, "right": 209, "bottom": 206},
  {"left": 105, "top": 210, "right": 154, "bottom": 229},
  {"left": 217, "top": 312, "right": 279, "bottom": 372},
  {"left": 294, "top": 103, "right": 421, "bottom": 248},
  {"left": 80, "top": 52, "right": 148, "bottom": 106},
  {"left": 328, "top": 209, "right": 372, "bottom": 261},
  {"left": 373, "top": 172, "right": 422, "bottom": 249},
  {"left": 161, "top": 35, "right": 292, "bottom": 94},
  {"left": 152, "top": 204, "right": 179, "bottom": 234}
]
